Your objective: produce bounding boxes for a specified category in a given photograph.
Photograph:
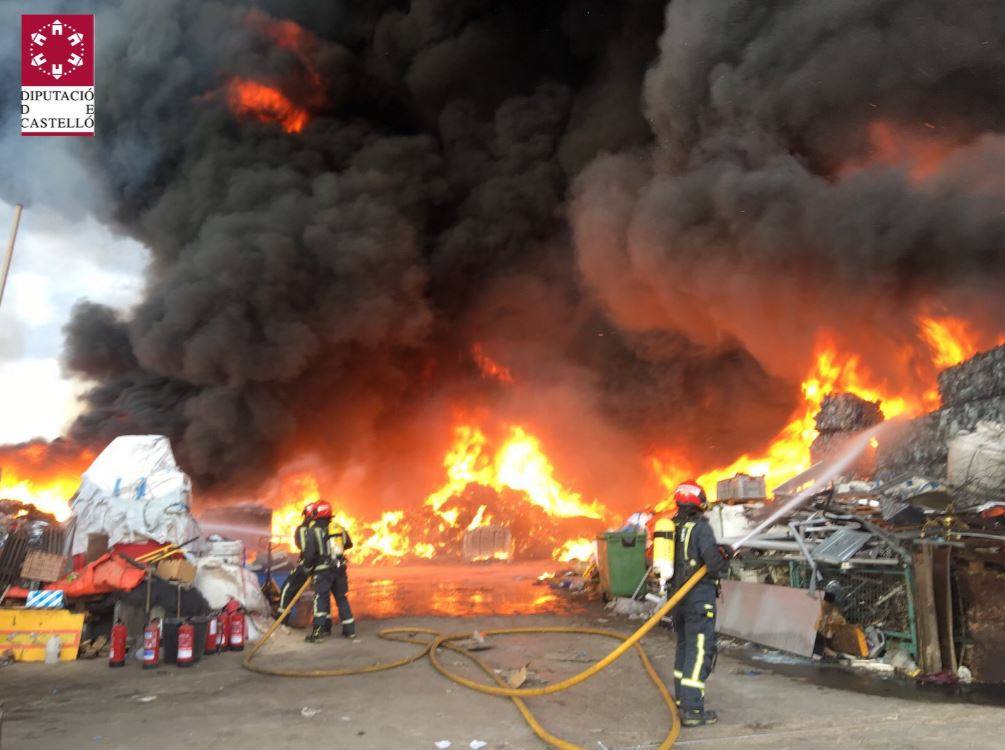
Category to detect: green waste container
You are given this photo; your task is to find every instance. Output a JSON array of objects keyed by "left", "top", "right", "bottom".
[{"left": 596, "top": 532, "right": 647, "bottom": 598}]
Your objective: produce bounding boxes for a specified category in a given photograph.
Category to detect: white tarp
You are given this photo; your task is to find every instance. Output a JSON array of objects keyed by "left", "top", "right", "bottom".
[{"left": 69, "top": 435, "right": 201, "bottom": 557}]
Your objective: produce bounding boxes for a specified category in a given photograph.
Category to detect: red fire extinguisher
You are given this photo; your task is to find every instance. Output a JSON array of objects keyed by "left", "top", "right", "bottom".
[
  {"left": 177, "top": 620, "right": 195, "bottom": 668},
  {"left": 142, "top": 619, "right": 160, "bottom": 670},
  {"left": 109, "top": 619, "right": 128, "bottom": 668},
  {"left": 218, "top": 610, "right": 230, "bottom": 652},
  {"left": 205, "top": 615, "right": 218, "bottom": 656},
  {"left": 228, "top": 608, "right": 246, "bottom": 652}
]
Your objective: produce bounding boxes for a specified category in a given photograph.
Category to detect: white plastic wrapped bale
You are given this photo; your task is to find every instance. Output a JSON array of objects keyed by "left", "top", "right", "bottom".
[
  {"left": 948, "top": 421, "right": 1005, "bottom": 497},
  {"left": 68, "top": 435, "right": 202, "bottom": 557},
  {"left": 191, "top": 538, "right": 269, "bottom": 639}
]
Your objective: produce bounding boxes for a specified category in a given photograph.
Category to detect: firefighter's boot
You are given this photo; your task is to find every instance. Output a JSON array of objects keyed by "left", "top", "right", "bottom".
[
  {"left": 304, "top": 624, "right": 326, "bottom": 643},
  {"left": 681, "top": 709, "right": 718, "bottom": 727},
  {"left": 341, "top": 618, "right": 356, "bottom": 639}
]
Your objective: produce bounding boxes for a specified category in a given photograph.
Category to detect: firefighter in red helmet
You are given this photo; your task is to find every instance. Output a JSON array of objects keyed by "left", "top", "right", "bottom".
[
  {"left": 279, "top": 502, "right": 316, "bottom": 615},
  {"left": 303, "top": 500, "right": 356, "bottom": 642},
  {"left": 667, "top": 481, "right": 734, "bottom": 727}
]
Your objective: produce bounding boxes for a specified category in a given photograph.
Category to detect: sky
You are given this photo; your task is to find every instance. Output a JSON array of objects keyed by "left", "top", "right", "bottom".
[{"left": 0, "top": 198, "right": 146, "bottom": 443}]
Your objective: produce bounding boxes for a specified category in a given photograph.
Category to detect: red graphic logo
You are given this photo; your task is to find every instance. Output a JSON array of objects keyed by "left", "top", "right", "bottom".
[{"left": 22, "top": 15, "right": 94, "bottom": 87}]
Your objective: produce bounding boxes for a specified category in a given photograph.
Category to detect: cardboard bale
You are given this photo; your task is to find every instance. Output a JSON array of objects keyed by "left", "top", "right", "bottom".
[
  {"left": 20, "top": 550, "right": 68, "bottom": 583},
  {"left": 156, "top": 557, "right": 197, "bottom": 584}
]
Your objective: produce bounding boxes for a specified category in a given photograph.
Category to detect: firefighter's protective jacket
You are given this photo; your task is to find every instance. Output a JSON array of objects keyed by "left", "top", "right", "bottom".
[
  {"left": 303, "top": 522, "right": 333, "bottom": 571},
  {"left": 669, "top": 511, "right": 729, "bottom": 594},
  {"left": 293, "top": 522, "right": 310, "bottom": 559}
]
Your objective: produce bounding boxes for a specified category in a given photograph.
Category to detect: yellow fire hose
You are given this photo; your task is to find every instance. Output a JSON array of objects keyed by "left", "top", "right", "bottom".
[{"left": 243, "top": 565, "right": 711, "bottom": 750}]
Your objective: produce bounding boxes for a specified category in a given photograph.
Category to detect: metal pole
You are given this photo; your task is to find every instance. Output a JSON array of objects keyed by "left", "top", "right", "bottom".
[{"left": 0, "top": 204, "right": 23, "bottom": 311}]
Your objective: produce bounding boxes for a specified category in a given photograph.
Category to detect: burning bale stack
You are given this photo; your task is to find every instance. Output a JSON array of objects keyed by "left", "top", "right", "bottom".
[
  {"left": 810, "top": 393, "right": 884, "bottom": 477},
  {"left": 877, "top": 344, "right": 1005, "bottom": 503}
]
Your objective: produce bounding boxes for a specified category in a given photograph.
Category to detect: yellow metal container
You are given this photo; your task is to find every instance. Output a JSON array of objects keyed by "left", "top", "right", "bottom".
[{"left": 0, "top": 608, "right": 84, "bottom": 662}]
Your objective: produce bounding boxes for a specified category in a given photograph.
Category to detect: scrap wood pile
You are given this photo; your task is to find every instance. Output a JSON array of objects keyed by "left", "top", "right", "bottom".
[
  {"left": 0, "top": 500, "right": 65, "bottom": 593},
  {"left": 715, "top": 344, "right": 1005, "bottom": 684}
]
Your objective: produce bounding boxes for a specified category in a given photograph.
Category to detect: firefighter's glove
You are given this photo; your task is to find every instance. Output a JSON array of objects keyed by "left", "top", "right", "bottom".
[{"left": 717, "top": 544, "right": 736, "bottom": 561}]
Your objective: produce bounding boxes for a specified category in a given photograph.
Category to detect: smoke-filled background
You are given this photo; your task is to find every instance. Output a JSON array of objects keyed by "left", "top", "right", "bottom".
[{"left": 1, "top": 0, "right": 1003, "bottom": 514}]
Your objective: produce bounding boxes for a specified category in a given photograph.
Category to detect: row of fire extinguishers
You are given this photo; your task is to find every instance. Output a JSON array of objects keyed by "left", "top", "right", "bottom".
[{"left": 108, "top": 603, "right": 247, "bottom": 669}]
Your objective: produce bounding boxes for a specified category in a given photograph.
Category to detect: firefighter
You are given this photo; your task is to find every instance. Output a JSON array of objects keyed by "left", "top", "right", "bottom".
[
  {"left": 325, "top": 516, "right": 356, "bottom": 639},
  {"left": 303, "top": 501, "right": 356, "bottom": 641},
  {"left": 303, "top": 500, "right": 335, "bottom": 642},
  {"left": 278, "top": 502, "right": 315, "bottom": 615},
  {"left": 666, "top": 480, "right": 734, "bottom": 727}
]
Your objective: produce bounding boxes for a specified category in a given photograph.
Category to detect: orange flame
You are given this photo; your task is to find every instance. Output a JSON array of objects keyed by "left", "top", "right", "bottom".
[
  {"left": 226, "top": 78, "right": 308, "bottom": 133},
  {"left": 0, "top": 443, "right": 94, "bottom": 521},
  {"left": 652, "top": 339, "right": 927, "bottom": 505},
  {"left": 847, "top": 121, "right": 961, "bottom": 183},
  {"left": 553, "top": 537, "right": 595, "bottom": 562},
  {"left": 471, "top": 343, "right": 514, "bottom": 384},
  {"left": 270, "top": 424, "right": 603, "bottom": 564},
  {"left": 252, "top": 12, "right": 323, "bottom": 90},
  {"left": 425, "top": 425, "right": 603, "bottom": 521},
  {"left": 918, "top": 315, "right": 979, "bottom": 370}
]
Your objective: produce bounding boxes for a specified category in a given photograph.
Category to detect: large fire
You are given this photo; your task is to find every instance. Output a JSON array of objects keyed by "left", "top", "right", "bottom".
[
  {"left": 3, "top": 314, "right": 1001, "bottom": 565},
  {"left": 270, "top": 424, "right": 605, "bottom": 563},
  {"left": 652, "top": 314, "right": 999, "bottom": 508}
]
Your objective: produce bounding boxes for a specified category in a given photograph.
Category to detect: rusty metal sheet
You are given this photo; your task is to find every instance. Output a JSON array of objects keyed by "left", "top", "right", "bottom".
[{"left": 717, "top": 580, "right": 823, "bottom": 657}]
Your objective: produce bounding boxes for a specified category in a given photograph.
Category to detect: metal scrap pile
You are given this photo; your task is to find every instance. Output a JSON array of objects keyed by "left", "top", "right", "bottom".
[{"left": 725, "top": 345, "right": 1005, "bottom": 683}]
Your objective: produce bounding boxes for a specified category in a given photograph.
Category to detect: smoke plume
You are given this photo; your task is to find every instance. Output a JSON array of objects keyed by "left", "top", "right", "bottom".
[
  {"left": 1, "top": 0, "right": 1001, "bottom": 512},
  {"left": 572, "top": 0, "right": 1005, "bottom": 386}
]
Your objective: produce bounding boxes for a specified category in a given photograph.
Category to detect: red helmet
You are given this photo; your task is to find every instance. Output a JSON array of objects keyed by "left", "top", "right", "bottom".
[
  {"left": 313, "top": 500, "right": 333, "bottom": 520},
  {"left": 302, "top": 502, "right": 317, "bottom": 519},
  {"left": 673, "top": 481, "right": 708, "bottom": 510}
]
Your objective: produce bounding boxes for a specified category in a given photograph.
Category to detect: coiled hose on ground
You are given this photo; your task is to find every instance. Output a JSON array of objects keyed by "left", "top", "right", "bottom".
[{"left": 243, "top": 565, "right": 711, "bottom": 750}]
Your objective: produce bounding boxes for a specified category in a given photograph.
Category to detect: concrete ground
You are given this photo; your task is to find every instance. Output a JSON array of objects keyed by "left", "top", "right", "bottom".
[{"left": 3, "top": 607, "right": 1003, "bottom": 750}]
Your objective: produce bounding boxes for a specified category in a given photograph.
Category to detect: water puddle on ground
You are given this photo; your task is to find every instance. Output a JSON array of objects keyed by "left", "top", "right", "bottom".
[{"left": 347, "top": 561, "right": 589, "bottom": 619}]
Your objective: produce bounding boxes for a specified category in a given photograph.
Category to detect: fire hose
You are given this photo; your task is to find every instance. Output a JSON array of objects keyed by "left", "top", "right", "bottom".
[
  {"left": 243, "top": 426, "right": 885, "bottom": 750},
  {"left": 243, "top": 566, "right": 712, "bottom": 750}
]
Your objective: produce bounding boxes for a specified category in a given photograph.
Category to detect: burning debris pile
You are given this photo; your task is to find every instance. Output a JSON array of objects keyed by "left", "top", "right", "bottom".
[
  {"left": 877, "top": 345, "right": 1005, "bottom": 501},
  {"left": 695, "top": 344, "right": 1005, "bottom": 683}
]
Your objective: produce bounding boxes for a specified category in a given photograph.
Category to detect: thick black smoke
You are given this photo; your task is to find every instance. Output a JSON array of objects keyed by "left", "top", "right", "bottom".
[
  {"left": 0, "top": 0, "right": 793, "bottom": 505},
  {"left": 572, "top": 0, "right": 1005, "bottom": 386},
  {"left": 17, "top": 1, "right": 1000, "bottom": 508}
]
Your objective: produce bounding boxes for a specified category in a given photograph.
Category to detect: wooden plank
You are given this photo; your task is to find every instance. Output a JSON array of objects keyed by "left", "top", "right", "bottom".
[
  {"left": 912, "top": 543, "right": 943, "bottom": 674},
  {"left": 931, "top": 545, "right": 957, "bottom": 672}
]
